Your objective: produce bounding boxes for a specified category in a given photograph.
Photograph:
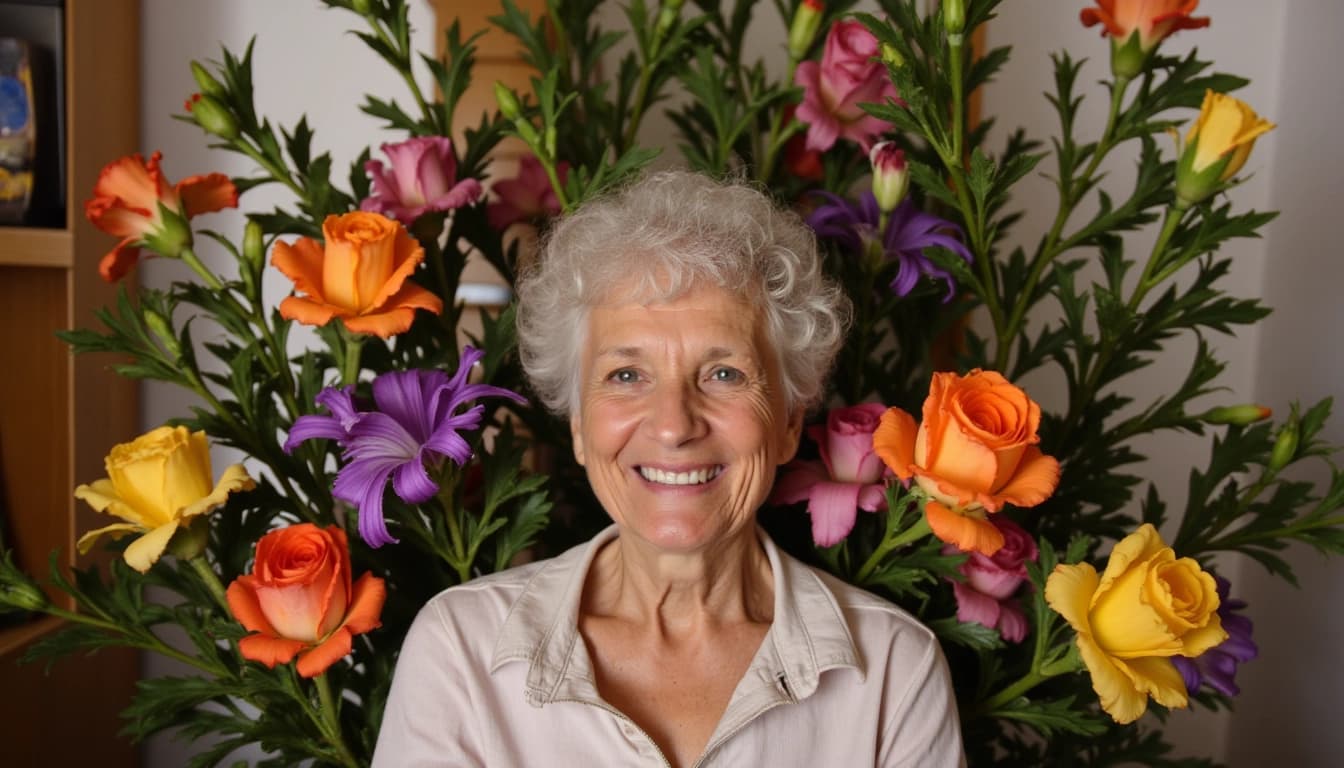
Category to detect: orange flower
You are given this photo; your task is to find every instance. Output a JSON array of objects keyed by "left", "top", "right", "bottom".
[
  {"left": 1080, "top": 0, "right": 1209, "bottom": 52},
  {"left": 873, "top": 370, "right": 1060, "bottom": 555},
  {"left": 271, "top": 211, "right": 442, "bottom": 338},
  {"left": 226, "top": 524, "right": 386, "bottom": 678},
  {"left": 83, "top": 151, "right": 238, "bottom": 282}
]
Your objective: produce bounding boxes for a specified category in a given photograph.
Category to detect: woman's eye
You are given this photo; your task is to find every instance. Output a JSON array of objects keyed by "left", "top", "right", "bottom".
[
  {"left": 709, "top": 366, "right": 744, "bottom": 384},
  {"left": 608, "top": 368, "right": 640, "bottom": 384}
]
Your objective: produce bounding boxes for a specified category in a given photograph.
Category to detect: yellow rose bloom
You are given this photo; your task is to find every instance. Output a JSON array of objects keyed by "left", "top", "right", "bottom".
[
  {"left": 75, "top": 425, "right": 255, "bottom": 572},
  {"left": 1175, "top": 90, "right": 1274, "bottom": 206},
  {"left": 1044, "top": 524, "right": 1227, "bottom": 724}
]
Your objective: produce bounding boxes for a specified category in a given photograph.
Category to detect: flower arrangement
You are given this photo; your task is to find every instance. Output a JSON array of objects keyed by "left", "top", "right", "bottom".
[{"left": 1, "top": 0, "right": 1340, "bottom": 765}]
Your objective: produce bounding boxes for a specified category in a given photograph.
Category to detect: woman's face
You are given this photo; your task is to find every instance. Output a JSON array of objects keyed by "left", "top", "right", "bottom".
[{"left": 571, "top": 281, "right": 803, "bottom": 555}]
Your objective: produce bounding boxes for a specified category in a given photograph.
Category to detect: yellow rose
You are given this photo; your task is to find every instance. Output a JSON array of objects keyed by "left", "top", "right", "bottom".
[
  {"left": 1044, "top": 524, "right": 1227, "bottom": 723},
  {"left": 75, "top": 426, "right": 255, "bottom": 572},
  {"left": 1175, "top": 90, "right": 1274, "bottom": 206}
]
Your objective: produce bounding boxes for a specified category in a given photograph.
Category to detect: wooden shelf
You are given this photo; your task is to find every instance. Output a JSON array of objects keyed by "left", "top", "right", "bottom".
[
  {"left": 0, "top": 226, "right": 73, "bottom": 267},
  {"left": 0, "top": 615, "right": 62, "bottom": 661}
]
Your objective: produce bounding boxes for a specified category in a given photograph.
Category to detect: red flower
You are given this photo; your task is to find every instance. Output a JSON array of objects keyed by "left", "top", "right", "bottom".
[{"left": 83, "top": 151, "right": 238, "bottom": 282}]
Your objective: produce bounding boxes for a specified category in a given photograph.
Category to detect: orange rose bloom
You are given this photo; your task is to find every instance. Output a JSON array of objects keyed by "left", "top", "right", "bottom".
[
  {"left": 226, "top": 523, "right": 386, "bottom": 678},
  {"left": 1080, "top": 0, "right": 1209, "bottom": 52},
  {"left": 271, "top": 211, "right": 442, "bottom": 338},
  {"left": 84, "top": 151, "right": 238, "bottom": 282},
  {"left": 873, "top": 370, "right": 1060, "bottom": 555}
]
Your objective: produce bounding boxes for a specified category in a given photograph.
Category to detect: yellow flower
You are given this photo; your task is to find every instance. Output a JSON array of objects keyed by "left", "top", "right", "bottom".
[
  {"left": 1044, "top": 524, "right": 1227, "bottom": 724},
  {"left": 75, "top": 426, "right": 255, "bottom": 572},
  {"left": 1175, "top": 90, "right": 1274, "bottom": 206}
]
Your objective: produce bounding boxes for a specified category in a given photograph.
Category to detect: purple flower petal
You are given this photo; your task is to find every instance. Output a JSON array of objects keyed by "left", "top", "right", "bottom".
[{"left": 805, "top": 481, "right": 864, "bottom": 547}]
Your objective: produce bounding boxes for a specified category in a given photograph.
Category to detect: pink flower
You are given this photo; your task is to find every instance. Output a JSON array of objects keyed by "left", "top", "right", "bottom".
[
  {"left": 771, "top": 403, "right": 889, "bottom": 546},
  {"left": 361, "top": 136, "right": 482, "bottom": 224},
  {"left": 487, "top": 155, "right": 570, "bottom": 230},
  {"left": 946, "top": 516, "right": 1038, "bottom": 642},
  {"left": 794, "top": 20, "right": 899, "bottom": 152}
]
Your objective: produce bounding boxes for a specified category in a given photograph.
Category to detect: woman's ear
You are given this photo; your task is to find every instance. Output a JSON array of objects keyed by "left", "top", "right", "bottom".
[
  {"left": 778, "top": 407, "right": 805, "bottom": 465},
  {"left": 570, "top": 412, "right": 585, "bottom": 466}
]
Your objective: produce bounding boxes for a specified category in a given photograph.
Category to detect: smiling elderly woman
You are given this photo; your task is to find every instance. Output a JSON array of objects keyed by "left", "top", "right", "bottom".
[{"left": 373, "top": 171, "right": 964, "bottom": 767}]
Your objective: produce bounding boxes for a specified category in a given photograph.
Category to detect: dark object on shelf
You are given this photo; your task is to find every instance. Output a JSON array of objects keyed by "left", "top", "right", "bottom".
[
  {"left": 0, "top": 38, "right": 36, "bottom": 224},
  {"left": 0, "top": 1, "right": 64, "bottom": 227}
]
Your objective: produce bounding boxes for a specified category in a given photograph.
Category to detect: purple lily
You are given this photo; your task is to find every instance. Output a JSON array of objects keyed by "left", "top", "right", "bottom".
[
  {"left": 806, "top": 191, "right": 973, "bottom": 300},
  {"left": 285, "top": 346, "right": 526, "bottom": 547},
  {"left": 1172, "top": 575, "right": 1258, "bottom": 697}
]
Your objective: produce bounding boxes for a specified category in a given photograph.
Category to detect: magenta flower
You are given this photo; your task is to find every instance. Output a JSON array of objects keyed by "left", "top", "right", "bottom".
[
  {"left": 807, "top": 191, "right": 973, "bottom": 300},
  {"left": 945, "top": 516, "right": 1038, "bottom": 642},
  {"left": 794, "top": 20, "right": 899, "bottom": 152},
  {"left": 284, "top": 346, "right": 525, "bottom": 547},
  {"left": 771, "top": 403, "right": 889, "bottom": 547},
  {"left": 486, "top": 155, "right": 569, "bottom": 231},
  {"left": 1172, "top": 575, "right": 1258, "bottom": 696},
  {"left": 361, "top": 136, "right": 483, "bottom": 224}
]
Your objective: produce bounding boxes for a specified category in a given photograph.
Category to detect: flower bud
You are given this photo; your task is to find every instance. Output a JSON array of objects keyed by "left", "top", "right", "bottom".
[
  {"left": 788, "top": 0, "right": 825, "bottom": 60},
  {"left": 1269, "top": 418, "right": 1299, "bottom": 473},
  {"left": 880, "top": 42, "right": 905, "bottom": 70},
  {"left": 1175, "top": 91, "right": 1274, "bottom": 208},
  {"left": 0, "top": 552, "right": 48, "bottom": 613},
  {"left": 943, "top": 0, "right": 965, "bottom": 36},
  {"left": 190, "top": 61, "right": 227, "bottom": 100},
  {"left": 869, "top": 141, "right": 910, "bottom": 214},
  {"left": 188, "top": 93, "right": 240, "bottom": 140},
  {"left": 656, "top": 0, "right": 684, "bottom": 38},
  {"left": 494, "top": 82, "right": 523, "bottom": 122},
  {"left": 351, "top": 0, "right": 374, "bottom": 14},
  {"left": 143, "top": 202, "right": 194, "bottom": 259},
  {"left": 243, "top": 219, "right": 265, "bottom": 270},
  {"left": 144, "top": 309, "right": 181, "bottom": 358},
  {"left": 1199, "top": 404, "right": 1272, "bottom": 427}
]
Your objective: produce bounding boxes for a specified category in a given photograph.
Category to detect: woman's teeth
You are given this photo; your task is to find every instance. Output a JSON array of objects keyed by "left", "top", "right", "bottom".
[{"left": 639, "top": 466, "right": 723, "bottom": 486}]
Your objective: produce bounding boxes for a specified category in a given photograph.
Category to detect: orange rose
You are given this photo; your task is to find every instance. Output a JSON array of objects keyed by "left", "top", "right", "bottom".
[
  {"left": 1080, "top": 0, "right": 1209, "bottom": 52},
  {"left": 873, "top": 370, "right": 1060, "bottom": 555},
  {"left": 271, "top": 211, "right": 442, "bottom": 338},
  {"left": 226, "top": 524, "right": 386, "bottom": 678}
]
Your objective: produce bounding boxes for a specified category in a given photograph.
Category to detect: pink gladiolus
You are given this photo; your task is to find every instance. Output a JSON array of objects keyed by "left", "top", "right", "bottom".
[
  {"left": 794, "top": 20, "right": 899, "bottom": 152},
  {"left": 361, "top": 136, "right": 482, "bottom": 224},
  {"left": 487, "top": 155, "right": 569, "bottom": 231},
  {"left": 771, "top": 403, "right": 889, "bottom": 547},
  {"left": 946, "top": 516, "right": 1038, "bottom": 642}
]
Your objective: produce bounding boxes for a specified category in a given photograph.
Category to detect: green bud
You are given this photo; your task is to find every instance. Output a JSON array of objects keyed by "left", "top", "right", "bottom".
[
  {"left": 880, "top": 42, "right": 905, "bottom": 70},
  {"left": 143, "top": 202, "right": 194, "bottom": 259},
  {"left": 494, "top": 82, "right": 523, "bottom": 122},
  {"left": 243, "top": 219, "right": 265, "bottom": 270},
  {"left": 0, "top": 552, "right": 48, "bottom": 613},
  {"left": 1269, "top": 418, "right": 1300, "bottom": 473},
  {"left": 943, "top": 0, "right": 966, "bottom": 36},
  {"left": 189, "top": 94, "right": 240, "bottom": 140},
  {"left": 144, "top": 309, "right": 181, "bottom": 358},
  {"left": 787, "top": 0, "right": 825, "bottom": 61},
  {"left": 189, "top": 61, "right": 227, "bottom": 99},
  {"left": 1199, "top": 404, "right": 1272, "bottom": 427},
  {"left": 351, "top": 0, "right": 374, "bottom": 14},
  {"left": 656, "top": 0, "right": 684, "bottom": 38}
]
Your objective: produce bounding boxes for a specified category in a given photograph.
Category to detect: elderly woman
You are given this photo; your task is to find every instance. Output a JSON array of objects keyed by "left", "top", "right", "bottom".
[{"left": 373, "top": 171, "right": 963, "bottom": 767}]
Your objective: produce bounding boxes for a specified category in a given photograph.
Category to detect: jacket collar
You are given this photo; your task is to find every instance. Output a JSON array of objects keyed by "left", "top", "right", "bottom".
[{"left": 490, "top": 525, "right": 861, "bottom": 706}]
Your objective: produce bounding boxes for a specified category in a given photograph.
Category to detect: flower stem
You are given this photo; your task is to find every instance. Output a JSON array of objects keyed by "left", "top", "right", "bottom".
[
  {"left": 187, "top": 555, "right": 229, "bottom": 613},
  {"left": 980, "top": 668, "right": 1049, "bottom": 714},
  {"left": 179, "top": 246, "right": 224, "bottom": 291},
  {"left": 855, "top": 503, "right": 929, "bottom": 584},
  {"left": 313, "top": 673, "right": 360, "bottom": 768},
  {"left": 340, "top": 331, "right": 365, "bottom": 387}
]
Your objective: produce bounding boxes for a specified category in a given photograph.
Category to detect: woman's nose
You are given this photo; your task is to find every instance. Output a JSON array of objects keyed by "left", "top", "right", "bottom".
[{"left": 644, "top": 378, "right": 706, "bottom": 446}]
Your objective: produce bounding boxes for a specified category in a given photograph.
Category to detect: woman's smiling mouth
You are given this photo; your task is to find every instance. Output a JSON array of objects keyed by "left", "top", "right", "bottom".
[{"left": 637, "top": 465, "right": 725, "bottom": 486}]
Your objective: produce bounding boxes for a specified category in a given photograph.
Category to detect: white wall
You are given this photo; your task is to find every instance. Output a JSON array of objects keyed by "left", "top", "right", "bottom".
[{"left": 137, "top": 1, "right": 1341, "bottom": 764}]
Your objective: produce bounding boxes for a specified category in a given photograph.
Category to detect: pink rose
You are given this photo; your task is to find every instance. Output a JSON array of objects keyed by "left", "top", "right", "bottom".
[
  {"left": 361, "top": 136, "right": 483, "bottom": 224},
  {"left": 793, "top": 20, "right": 899, "bottom": 152},
  {"left": 487, "top": 154, "right": 570, "bottom": 231},
  {"left": 947, "top": 516, "right": 1038, "bottom": 642},
  {"left": 771, "top": 403, "right": 889, "bottom": 547}
]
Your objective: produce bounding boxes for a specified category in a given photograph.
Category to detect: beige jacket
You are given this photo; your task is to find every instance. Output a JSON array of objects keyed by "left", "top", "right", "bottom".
[{"left": 373, "top": 525, "right": 965, "bottom": 767}]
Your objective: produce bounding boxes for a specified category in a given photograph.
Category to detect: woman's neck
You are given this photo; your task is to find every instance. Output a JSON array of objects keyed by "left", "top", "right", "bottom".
[{"left": 583, "top": 528, "right": 775, "bottom": 635}]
